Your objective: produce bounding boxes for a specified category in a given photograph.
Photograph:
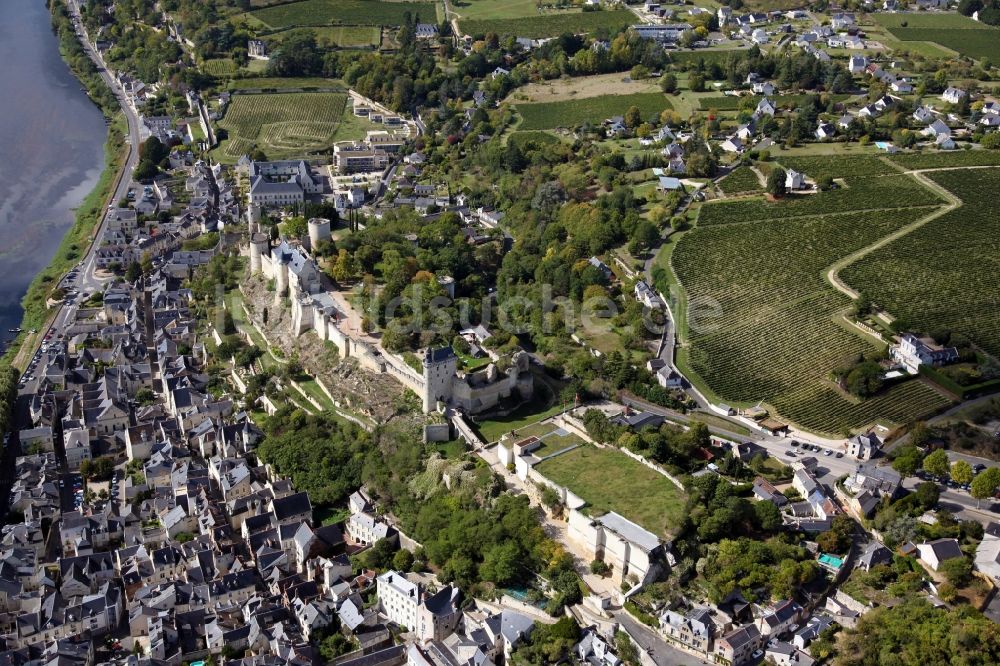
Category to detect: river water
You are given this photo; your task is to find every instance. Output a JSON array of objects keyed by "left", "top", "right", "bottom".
[{"left": 0, "top": 0, "right": 106, "bottom": 342}]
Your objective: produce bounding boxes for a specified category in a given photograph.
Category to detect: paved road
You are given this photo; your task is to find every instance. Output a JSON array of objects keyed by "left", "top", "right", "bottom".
[
  {"left": 613, "top": 610, "right": 709, "bottom": 666},
  {"left": 68, "top": 0, "right": 142, "bottom": 295}
]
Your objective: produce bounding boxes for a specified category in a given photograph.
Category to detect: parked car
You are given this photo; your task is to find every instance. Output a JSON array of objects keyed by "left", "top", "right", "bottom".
[
  {"left": 835, "top": 452, "right": 844, "bottom": 458},
  {"left": 824, "top": 449, "right": 833, "bottom": 456}
]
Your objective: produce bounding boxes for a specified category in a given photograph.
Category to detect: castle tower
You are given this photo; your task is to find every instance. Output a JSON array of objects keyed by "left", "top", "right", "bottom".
[
  {"left": 307, "top": 217, "right": 331, "bottom": 249},
  {"left": 249, "top": 233, "right": 269, "bottom": 275},
  {"left": 275, "top": 260, "right": 289, "bottom": 302},
  {"left": 247, "top": 203, "right": 262, "bottom": 234},
  {"left": 422, "top": 346, "right": 458, "bottom": 413}
]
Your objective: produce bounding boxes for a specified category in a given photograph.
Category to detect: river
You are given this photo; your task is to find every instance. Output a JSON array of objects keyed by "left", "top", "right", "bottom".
[{"left": 0, "top": 0, "right": 107, "bottom": 343}]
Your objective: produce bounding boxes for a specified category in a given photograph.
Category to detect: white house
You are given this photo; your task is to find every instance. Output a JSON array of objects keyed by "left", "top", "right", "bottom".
[
  {"left": 941, "top": 87, "right": 967, "bottom": 105},
  {"left": 892, "top": 334, "right": 959, "bottom": 374},
  {"left": 752, "top": 81, "right": 775, "bottom": 96},
  {"left": 975, "top": 526, "right": 1000, "bottom": 581},
  {"left": 848, "top": 55, "right": 869, "bottom": 74},
  {"left": 751, "top": 29, "right": 769, "bottom": 45},
  {"left": 815, "top": 122, "right": 836, "bottom": 140},
  {"left": 917, "top": 538, "right": 964, "bottom": 571},
  {"left": 922, "top": 118, "right": 951, "bottom": 138},
  {"left": 846, "top": 432, "right": 883, "bottom": 460},
  {"left": 755, "top": 98, "right": 777, "bottom": 117},
  {"left": 935, "top": 134, "right": 957, "bottom": 150},
  {"left": 785, "top": 169, "right": 806, "bottom": 190},
  {"left": 377, "top": 571, "right": 461, "bottom": 642},
  {"left": 913, "top": 106, "right": 935, "bottom": 124}
]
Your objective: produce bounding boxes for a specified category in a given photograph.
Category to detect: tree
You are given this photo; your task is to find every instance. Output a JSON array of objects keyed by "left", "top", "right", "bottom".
[
  {"left": 590, "top": 559, "right": 610, "bottom": 576},
  {"left": 660, "top": 73, "right": 678, "bottom": 94},
  {"left": 845, "top": 361, "right": 884, "bottom": 397},
  {"left": 689, "top": 73, "right": 706, "bottom": 92},
  {"left": 767, "top": 167, "right": 787, "bottom": 198},
  {"left": 950, "top": 460, "right": 974, "bottom": 486},
  {"left": 134, "top": 159, "right": 158, "bottom": 182},
  {"left": 125, "top": 262, "right": 142, "bottom": 282},
  {"left": 330, "top": 249, "right": 358, "bottom": 282},
  {"left": 624, "top": 105, "right": 642, "bottom": 129},
  {"left": 971, "top": 467, "right": 1000, "bottom": 506},
  {"left": 392, "top": 549, "right": 414, "bottom": 572},
  {"left": 982, "top": 132, "right": 1000, "bottom": 149},
  {"left": 939, "top": 556, "right": 973, "bottom": 587},
  {"left": 614, "top": 631, "right": 639, "bottom": 666},
  {"left": 892, "top": 445, "right": 923, "bottom": 477},
  {"left": 914, "top": 481, "right": 940, "bottom": 511},
  {"left": 922, "top": 449, "right": 950, "bottom": 478},
  {"left": 281, "top": 216, "right": 308, "bottom": 240}
]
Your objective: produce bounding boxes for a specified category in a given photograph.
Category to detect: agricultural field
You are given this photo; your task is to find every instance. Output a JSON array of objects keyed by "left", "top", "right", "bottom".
[
  {"left": 460, "top": 8, "right": 633, "bottom": 39},
  {"left": 265, "top": 25, "right": 382, "bottom": 48},
  {"left": 775, "top": 155, "right": 902, "bottom": 181},
  {"left": 874, "top": 12, "right": 1000, "bottom": 62},
  {"left": 717, "top": 167, "right": 762, "bottom": 195},
  {"left": 698, "top": 94, "right": 851, "bottom": 112},
  {"left": 453, "top": 0, "right": 570, "bottom": 21},
  {"left": 509, "top": 72, "right": 661, "bottom": 104},
  {"left": 228, "top": 77, "right": 346, "bottom": 91},
  {"left": 202, "top": 58, "right": 239, "bottom": 77},
  {"left": 248, "top": 0, "right": 439, "bottom": 29},
  {"left": 888, "top": 150, "right": 1000, "bottom": 170},
  {"left": 535, "top": 445, "right": 686, "bottom": 537},
  {"left": 841, "top": 168, "right": 1000, "bottom": 359},
  {"left": 216, "top": 92, "right": 353, "bottom": 160},
  {"left": 672, "top": 202, "right": 954, "bottom": 434},
  {"left": 517, "top": 92, "right": 673, "bottom": 130},
  {"left": 697, "top": 175, "right": 943, "bottom": 226}
]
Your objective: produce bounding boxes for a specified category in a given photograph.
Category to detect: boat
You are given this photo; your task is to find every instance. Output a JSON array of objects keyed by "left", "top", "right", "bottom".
[{"left": 8, "top": 328, "right": 21, "bottom": 333}]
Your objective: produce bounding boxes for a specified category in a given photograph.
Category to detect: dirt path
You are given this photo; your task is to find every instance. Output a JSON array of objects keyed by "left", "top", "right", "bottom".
[{"left": 824, "top": 169, "right": 962, "bottom": 300}]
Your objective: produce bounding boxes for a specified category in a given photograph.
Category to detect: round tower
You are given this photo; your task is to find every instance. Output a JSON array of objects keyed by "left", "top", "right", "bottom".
[
  {"left": 247, "top": 204, "right": 262, "bottom": 233},
  {"left": 275, "top": 261, "right": 289, "bottom": 299},
  {"left": 307, "top": 217, "right": 331, "bottom": 249},
  {"left": 249, "top": 233, "right": 269, "bottom": 275}
]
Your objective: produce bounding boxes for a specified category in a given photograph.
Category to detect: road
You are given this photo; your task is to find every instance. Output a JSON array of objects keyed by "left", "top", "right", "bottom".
[{"left": 67, "top": 0, "right": 142, "bottom": 296}]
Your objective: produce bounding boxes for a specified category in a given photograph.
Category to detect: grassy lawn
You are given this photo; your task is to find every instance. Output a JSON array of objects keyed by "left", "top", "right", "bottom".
[
  {"left": 535, "top": 445, "right": 686, "bottom": 537},
  {"left": 314, "top": 505, "right": 350, "bottom": 526},
  {"left": 472, "top": 384, "right": 566, "bottom": 443},
  {"left": 432, "top": 439, "right": 468, "bottom": 459},
  {"left": 298, "top": 376, "right": 337, "bottom": 411},
  {"left": 688, "top": 411, "right": 752, "bottom": 437}
]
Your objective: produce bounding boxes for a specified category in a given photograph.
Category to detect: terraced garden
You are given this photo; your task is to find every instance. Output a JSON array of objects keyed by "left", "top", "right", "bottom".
[
  {"left": 717, "top": 167, "right": 762, "bottom": 195},
  {"left": 460, "top": 8, "right": 633, "bottom": 39},
  {"left": 215, "top": 92, "right": 350, "bottom": 160},
  {"left": 517, "top": 92, "right": 673, "bottom": 130},
  {"left": 840, "top": 168, "right": 1000, "bottom": 359},
  {"left": 697, "top": 175, "right": 943, "bottom": 226},
  {"left": 673, "top": 185, "right": 954, "bottom": 433}
]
